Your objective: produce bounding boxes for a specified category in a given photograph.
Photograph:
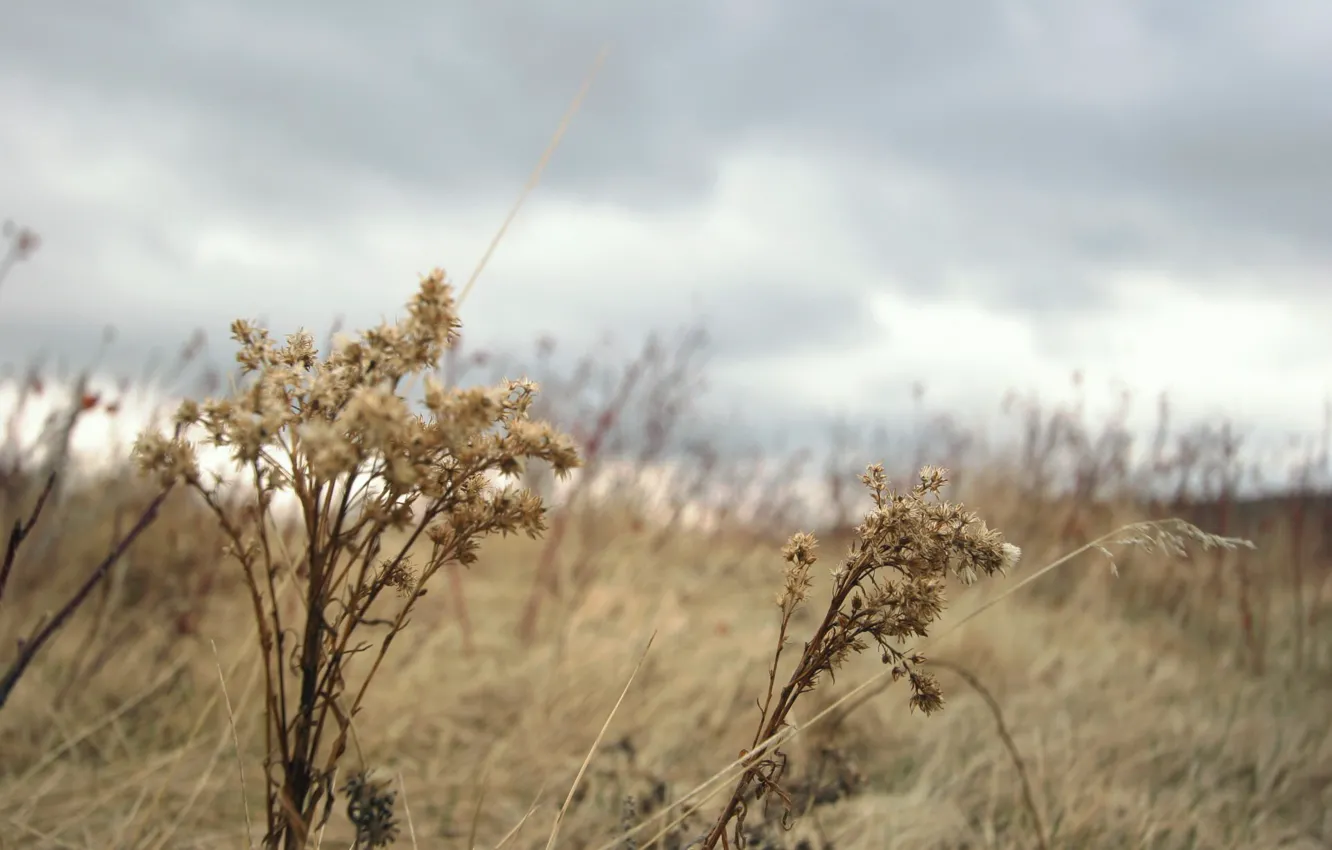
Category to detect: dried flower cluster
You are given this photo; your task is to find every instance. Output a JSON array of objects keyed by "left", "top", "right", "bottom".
[
  {"left": 780, "top": 464, "right": 1020, "bottom": 713},
  {"left": 342, "top": 771, "right": 400, "bottom": 849},
  {"left": 701, "top": 464, "right": 1020, "bottom": 849},
  {"left": 132, "top": 269, "right": 580, "bottom": 850}
]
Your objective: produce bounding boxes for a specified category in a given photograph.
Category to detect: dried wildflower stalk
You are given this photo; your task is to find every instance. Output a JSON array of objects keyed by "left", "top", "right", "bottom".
[
  {"left": 134, "top": 269, "right": 580, "bottom": 850},
  {"left": 607, "top": 511, "right": 1253, "bottom": 850},
  {"left": 0, "top": 219, "right": 42, "bottom": 294},
  {"left": 700, "top": 464, "right": 1020, "bottom": 849},
  {"left": 0, "top": 470, "right": 175, "bottom": 711},
  {"left": 0, "top": 353, "right": 178, "bottom": 712}
]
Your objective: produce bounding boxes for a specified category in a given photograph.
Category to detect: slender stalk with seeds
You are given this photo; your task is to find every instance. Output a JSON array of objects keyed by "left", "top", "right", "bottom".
[
  {"left": 699, "top": 464, "right": 1020, "bottom": 849},
  {"left": 133, "top": 269, "right": 580, "bottom": 850}
]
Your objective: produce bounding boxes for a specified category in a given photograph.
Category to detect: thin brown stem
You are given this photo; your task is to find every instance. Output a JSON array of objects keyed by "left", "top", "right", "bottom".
[
  {"left": 0, "top": 485, "right": 173, "bottom": 710},
  {"left": 928, "top": 659, "right": 1049, "bottom": 850},
  {"left": 0, "top": 470, "right": 57, "bottom": 602}
]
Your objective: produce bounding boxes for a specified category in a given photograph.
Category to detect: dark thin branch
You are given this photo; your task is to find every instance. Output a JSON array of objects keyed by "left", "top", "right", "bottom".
[
  {"left": 0, "top": 471, "right": 57, "bottom": 602},
  {"left": 0, "top": 485, "right": 174, "bottom": 711}
]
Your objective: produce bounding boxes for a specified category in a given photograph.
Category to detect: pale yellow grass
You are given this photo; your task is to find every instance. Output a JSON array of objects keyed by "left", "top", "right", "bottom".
[{"left": 1, "top": 509, "right": 1328, "bottom": 850}]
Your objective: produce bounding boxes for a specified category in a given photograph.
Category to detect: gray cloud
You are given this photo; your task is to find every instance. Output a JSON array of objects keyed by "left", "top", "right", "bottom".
[
  {"left": 8, "top": 1, "right": 1327, "bottom": 236},
  {"left": 2, "top": 0, "right": 1329, "bottom": 455}
]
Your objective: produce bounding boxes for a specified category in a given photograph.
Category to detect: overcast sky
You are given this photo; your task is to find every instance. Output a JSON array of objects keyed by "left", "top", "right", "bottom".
[{"left": 2, "top": 1, "right": 1330, "bottom": 472}]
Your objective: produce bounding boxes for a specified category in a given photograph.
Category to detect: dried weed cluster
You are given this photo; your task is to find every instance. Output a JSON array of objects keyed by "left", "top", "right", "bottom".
[
  {"left": 123, "top": 271, "right": 1025, "bottom": 850},
  {"left": 698, "top": 465, "right": 1020, "bottom": 848},
  {"left": 1, "top": 225, "right": 1285, "bottom": 850},
  {"left": 132, "top": 269, "right": 580, "bottom": 849}
]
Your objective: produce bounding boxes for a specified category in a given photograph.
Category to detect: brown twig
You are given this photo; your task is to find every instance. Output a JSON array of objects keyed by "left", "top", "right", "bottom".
[
  {"left": 927, "top": 659, "right": 1049, "bottom": 850},
  {"left": 0, "top": 484, "right": 174, "bottom": 710},
  {"left": 0, "top": 471, "right": 57, "bottom": 602},
  {"left": 518, "top": 346, "right": 647, "bottom": 643},
  {"left": 0, "top": 221, "right": 41, "bottom": 295}
]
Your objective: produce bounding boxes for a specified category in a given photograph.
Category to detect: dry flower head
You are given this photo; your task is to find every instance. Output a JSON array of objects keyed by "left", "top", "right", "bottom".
[
  {"left": 701, "top": 464, "right": 1019, "bottom": 848},
  {"left": 130, "top": 268, "right": 581, "bottom": 848}
]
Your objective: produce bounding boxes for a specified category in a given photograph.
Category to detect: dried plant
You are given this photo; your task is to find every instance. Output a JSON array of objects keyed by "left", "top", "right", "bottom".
[
  {"left": 698, "top": 464, "right": 1020, "bottom": 848},
  {"left": 602, "top": 508, "right": 1259, "bottom": 850},
  {"left": 927, "top": 659, "right": 1048, "bottom": 850},
  {"left": 0, "top": 219, "right": 41, "bottom": 295},
  {"left": 132, "top": 268, "right": 580, "bottom": 850},
  {"left": 342, "top": 770, "right": 401, "bottom": 849},
  {"left": 0, "top": 223, "right": 179, "bottom": 713},
  {"left": 0, "top": 468, "right": 176, "bottom": 711}
]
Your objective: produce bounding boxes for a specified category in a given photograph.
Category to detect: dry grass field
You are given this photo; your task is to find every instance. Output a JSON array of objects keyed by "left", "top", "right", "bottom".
[{"left": 1, "top": 233, "right": 1330, "bottom": 850}]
